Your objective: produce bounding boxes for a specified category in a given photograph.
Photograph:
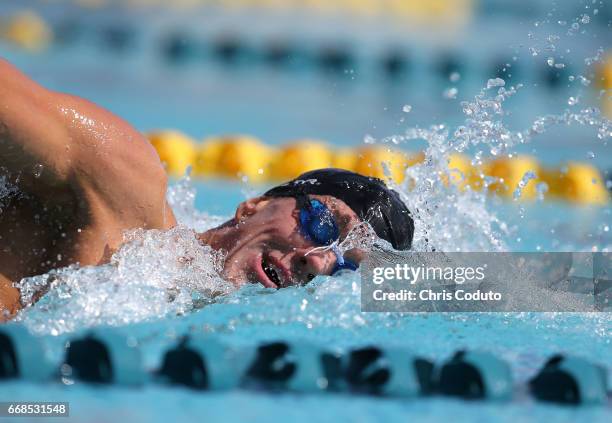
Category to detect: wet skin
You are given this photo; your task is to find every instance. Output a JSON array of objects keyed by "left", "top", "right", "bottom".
[
  {"left": 199, "top": 195, "right": 365, "bottom": 290},
  {"left": 0, "top": 60, "right": 363, "bottom": 320}
]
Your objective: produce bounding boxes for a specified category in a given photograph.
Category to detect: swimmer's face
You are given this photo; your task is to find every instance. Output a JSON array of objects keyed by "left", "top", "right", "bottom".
[{"left": 215, "top": 195, "right": 365, "bottom": 289}]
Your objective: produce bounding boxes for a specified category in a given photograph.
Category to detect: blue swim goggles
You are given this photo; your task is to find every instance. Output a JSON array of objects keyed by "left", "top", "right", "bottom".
[{"left": 296, "top": 194, "right": 359, "bottom": 276}]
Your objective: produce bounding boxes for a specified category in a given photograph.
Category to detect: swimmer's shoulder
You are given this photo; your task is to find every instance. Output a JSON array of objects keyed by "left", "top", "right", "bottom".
[
  {"left": 55, "top": 92, "right": 177, "bottom": 230},
  {"left": 0, "top": 59, "right": 176, "bottom": 230}
]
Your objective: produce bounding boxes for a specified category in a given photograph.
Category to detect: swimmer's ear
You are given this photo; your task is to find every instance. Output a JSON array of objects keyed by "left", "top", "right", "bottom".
[{"left": 235, "top": 196, "right": 270, "bottom": 221}]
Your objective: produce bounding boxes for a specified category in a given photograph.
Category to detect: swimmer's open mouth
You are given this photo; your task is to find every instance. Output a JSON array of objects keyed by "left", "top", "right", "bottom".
[{"left": 262, "top": 257, "right": 282, "bottom": 287}]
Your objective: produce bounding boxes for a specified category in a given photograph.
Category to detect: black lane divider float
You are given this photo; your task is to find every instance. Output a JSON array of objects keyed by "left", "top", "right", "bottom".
[{"left": 0, "top": 325, "right": 608, "bottom": 405}]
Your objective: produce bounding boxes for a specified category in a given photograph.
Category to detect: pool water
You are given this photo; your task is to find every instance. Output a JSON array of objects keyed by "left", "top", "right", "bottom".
[
  {"left": 5, "top": 274, "right": 612, "bottom": 422},
  {"left": 5, "top": 170, "right": 611, "bottom": 422},
  {"left": 1, "top": 2, "right": 612, "bottom": 422}
]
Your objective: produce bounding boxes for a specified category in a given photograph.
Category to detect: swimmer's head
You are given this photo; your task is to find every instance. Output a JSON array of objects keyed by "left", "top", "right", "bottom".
[{"left": 199, "top": 168, "right": 413, "bottom": 289}]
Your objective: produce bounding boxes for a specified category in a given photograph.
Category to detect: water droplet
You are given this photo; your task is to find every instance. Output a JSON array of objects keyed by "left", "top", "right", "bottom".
[
  {"left": 546, "top": 34, "right": 560, "bottom": 44},
  {"left": 449, "top": 72, "right": 460, "bottom": 82},
  {"left": 546, "top": 57, "right": 555, "bottom": 67},
  {"left": 557, "top": 20, "right": 567, "bottom": 26},
  {"left": 587, "top": 151, "right": 595, "bottom": 159},
  {"left": 443, "top": 87, "right": 458, "bottom": 99},
  {"left": 580, "top": 14, "right": 590, "bottom": 24},
  {"left": 554, "top": 63, "right": 565, "bottom": 69},
  {"left": 402, "top": 104, "right": 412, "bottom": 113},
  {"left": 568, "top": 96, "right": 578, "bottom": 106},
  {"left": 33, "top": 164, "right": 44, "bottom": 178},
  {"left": 486, "top": 78, "right": 505, "bottom": 89},
  {"left": 364, "top": 134, "right": 376, "bottom": 144},
  {"left": 536, "top": 182, "right": 549, "bottom": 201}
]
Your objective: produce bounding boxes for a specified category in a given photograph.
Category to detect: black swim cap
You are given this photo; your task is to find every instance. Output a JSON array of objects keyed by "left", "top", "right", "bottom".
[{"left": 264, "top": 168, "right": 414, "bottom": 250}]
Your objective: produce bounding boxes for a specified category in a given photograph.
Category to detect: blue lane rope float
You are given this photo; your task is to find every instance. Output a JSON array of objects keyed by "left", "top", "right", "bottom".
[
  {"left": 491, "top": 58, "right": 520, "bottom": 84},
  {"left": 529, "top": 355, "right": 608, "bottom": 405},
  {"left": 435, "top": 54, "right": 464, "bottom": 81},
  {"left": 157, "top": 336, "right": 256, "bottom": 391},
  {"left": 160, "top": 32, "right": 201, "bottom": 64},
  {"left": 64, "top": 329, "right": 145, "bottom": 386},
  {"left": 243, "top": 341, "right": 346, "bottom": 393},
  {"left": 3, "top": 8, "right": 609, "bottom": 102},
  {"left": 53, "top": 19, "right": 83, "bottom": 46},
  {"left": 0, "top": 325, "right": 52, "bottom": 382},
  {"left": 344, "top": 346, "right": 434, "bottom": 396},
  {"left": 436, "top": 350, "right": 513, "bottom": 400},
  {"left": 316, "top": 45, "right": 357, "bottom": 75},
  {"left": 157, "top": 339, "right": 209, "bottom": 390},
  {"left": 542, "top": 62, "right": 572, "bottom": 89},
  {"left": 381, "top": 50, "right": 411, "bottom": 79},
  {"left": 1, "top": 324, "right": 610, "bottom": 407},
  {"left": 98, "top": 25, "right": 136, "bottom": 53},
  {"left": 211, "top": 35, "right": 257, "bottom": 66},
  {"left": 262, "top": 42, "right": 309, "bottom": 70},
  {"left": 245, "top": 341, "right": 314, "bottom": 391},
  {"left": 283, "top": 341, "right": 346, "bottom": 393}
]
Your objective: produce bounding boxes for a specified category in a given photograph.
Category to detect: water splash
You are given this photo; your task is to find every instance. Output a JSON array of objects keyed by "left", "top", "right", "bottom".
[
  {"left": 513, "top": 171, "right": 538, "bottom": 200},
  {"left": 15, "top": 226, "right": 232, "bottom": 335},
  {"left": 373, "top": 77, "right": 610, "bottom": 255},
  {"left": 166, "top": 169, "right": 227, "bottom": 232}
]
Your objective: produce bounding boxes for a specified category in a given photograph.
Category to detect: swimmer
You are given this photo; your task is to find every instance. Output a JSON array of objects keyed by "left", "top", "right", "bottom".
[{"left": 0, "top": 59, "right": 413, "bottom": 320}]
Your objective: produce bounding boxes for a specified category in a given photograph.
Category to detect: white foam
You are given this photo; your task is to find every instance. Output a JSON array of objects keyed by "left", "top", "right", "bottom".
[{"left": 15, "top": 223, "right": 232, "bottom": 334}]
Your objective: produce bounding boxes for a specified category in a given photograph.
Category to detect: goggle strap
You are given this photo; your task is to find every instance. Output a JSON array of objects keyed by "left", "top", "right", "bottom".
[{"left": 331, "top": 244, "right": 345, "bottom": 266}]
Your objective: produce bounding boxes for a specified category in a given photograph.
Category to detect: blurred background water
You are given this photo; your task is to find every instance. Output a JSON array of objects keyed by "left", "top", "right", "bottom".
[{"left": 1, "top": 0, "right": 610, "bottom": 166}]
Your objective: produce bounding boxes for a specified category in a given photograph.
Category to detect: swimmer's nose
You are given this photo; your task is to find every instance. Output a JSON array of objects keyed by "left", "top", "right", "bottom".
[{"left": 293, "top": 248, "right": 334, "bottom": 285}]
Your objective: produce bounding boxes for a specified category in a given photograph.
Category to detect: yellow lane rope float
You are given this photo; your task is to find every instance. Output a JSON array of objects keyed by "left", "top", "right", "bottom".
[
  {"left": 269, "top": 140, "right": 334, "bottom": 181},
  {"left": 0, "top": 10, "right": 52, "bottom": 52},
  {"left": 148, "top": 130, "right": 197, "bottom": 176},
  {"left": 146, "top": 130, "right": 610, "bottom": 205},
  {"left": 485, "top": 155, "right": 542, "bottom": 200},
  {"left": 199, "top": 135, "right": 275, "bottom": 182}
]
